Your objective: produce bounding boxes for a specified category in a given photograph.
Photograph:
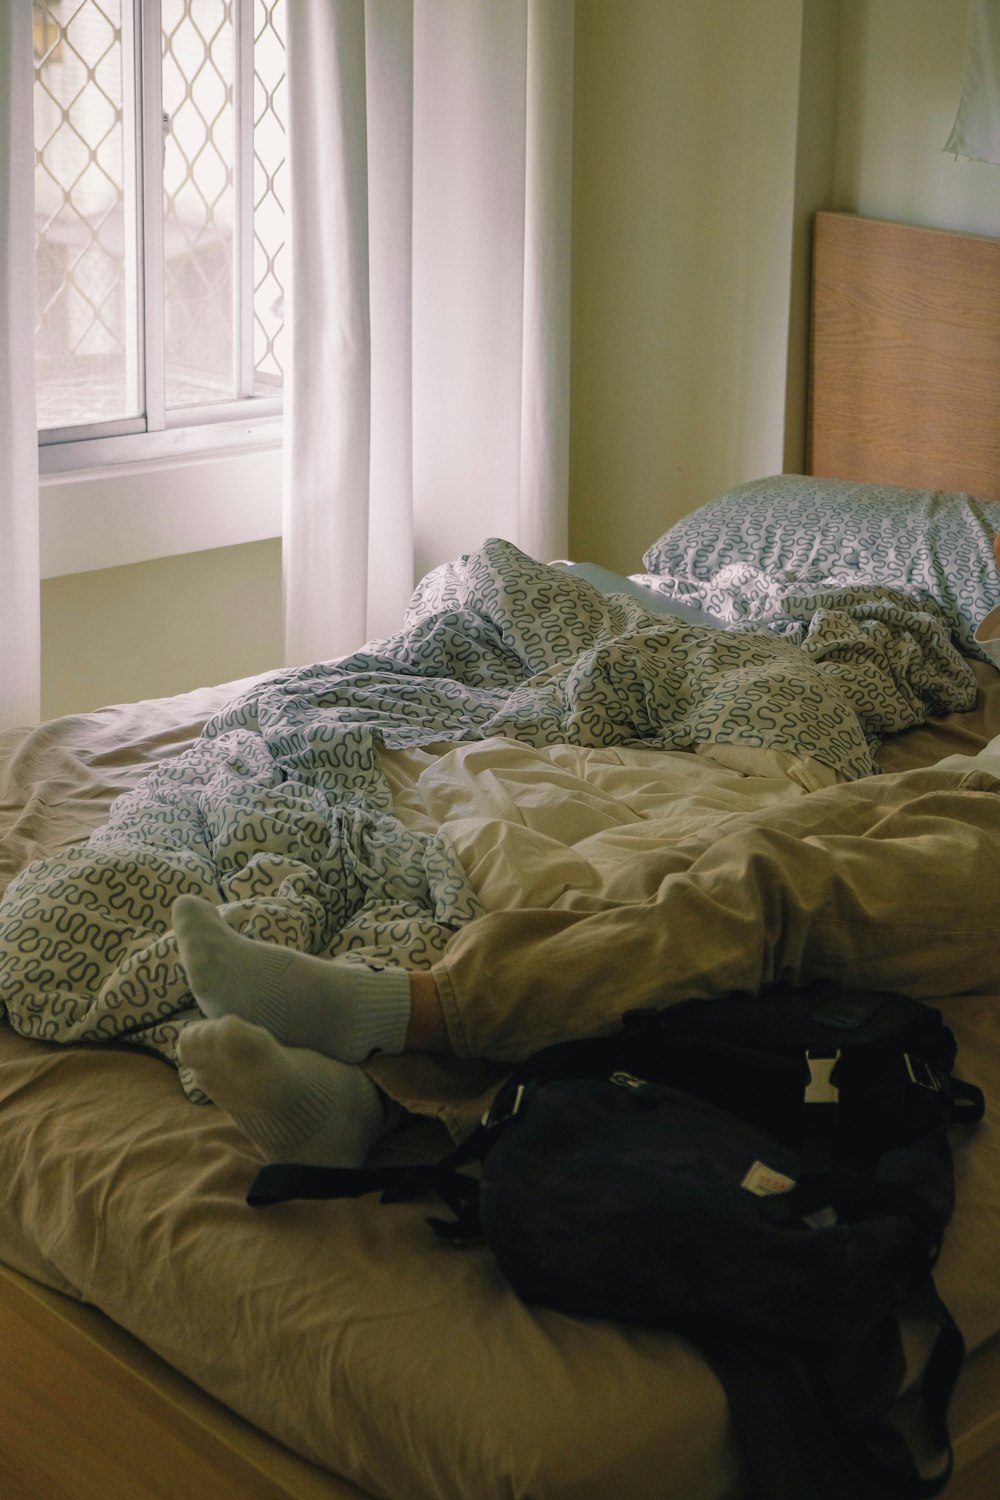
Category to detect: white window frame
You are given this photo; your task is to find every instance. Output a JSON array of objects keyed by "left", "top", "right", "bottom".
[{"left": 37, "top": 0, "right": 284, "bottom": 480}]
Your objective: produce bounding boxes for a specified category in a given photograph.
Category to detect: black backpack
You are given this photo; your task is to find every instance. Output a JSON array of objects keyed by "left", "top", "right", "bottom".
[{"left": 249, "top": 987, "right": 984, "bottom": 1500}]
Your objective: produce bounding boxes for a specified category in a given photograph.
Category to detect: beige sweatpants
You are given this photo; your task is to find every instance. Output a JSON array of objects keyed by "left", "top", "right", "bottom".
[{"left": 373, "top": 764, "right": 1000, "bottom": 1140}]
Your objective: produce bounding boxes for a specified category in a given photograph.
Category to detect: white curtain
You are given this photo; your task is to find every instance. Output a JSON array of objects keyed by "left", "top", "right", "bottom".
[
  {"left": 0, "top": 2, "right": 41, "bottom": 730},
  {"left": 945, "top": 0, "right": 1000, "bottom": 163},
  {"left": 282, "top": 0, "right": 574, "bottom": 665}
]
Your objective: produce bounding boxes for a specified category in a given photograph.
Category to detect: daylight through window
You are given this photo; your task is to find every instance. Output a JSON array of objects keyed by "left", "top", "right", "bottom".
[{"left": 33, "top": 0, "right": 286, "bottom": 440}]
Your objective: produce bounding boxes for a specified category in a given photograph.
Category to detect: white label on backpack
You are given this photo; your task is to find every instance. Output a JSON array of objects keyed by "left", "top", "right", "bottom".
[
  {"left": 802, "top": 1205, "right": 838, "bottom": 1229},
  {"left": 741, "top": 1160, "right": 797, "bottom": 1197}
]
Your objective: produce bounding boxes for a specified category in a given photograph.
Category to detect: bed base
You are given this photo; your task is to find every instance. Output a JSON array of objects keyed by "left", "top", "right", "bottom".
[
  {"left": 5, "top": 205, "right": 1000, "bottom": 1499},
  {"left": 1, "top": 1257, "right": 997, "bottom": 1498},
  {"left": 0, "top": 1264, "right": 357, "bottom": 1500}
]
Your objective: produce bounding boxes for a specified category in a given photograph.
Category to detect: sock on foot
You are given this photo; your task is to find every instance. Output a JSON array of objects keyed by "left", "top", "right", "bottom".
[
  {"left": 177, "top": 1015, "right": 399, "bottom": 1168},
  {"left": 173, "top": 894, "right": 411, "bottom": 1063}
]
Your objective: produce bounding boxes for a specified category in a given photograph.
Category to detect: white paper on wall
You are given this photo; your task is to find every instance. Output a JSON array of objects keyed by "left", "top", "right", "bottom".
[{"left": 945, "top": 0, "right": 1000, "bottom": 164}]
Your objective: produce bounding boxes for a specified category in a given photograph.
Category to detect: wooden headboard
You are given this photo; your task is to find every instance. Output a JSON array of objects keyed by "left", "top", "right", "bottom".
[{"left": 807, "top": 211, "right": 1000, "bottom": 500}]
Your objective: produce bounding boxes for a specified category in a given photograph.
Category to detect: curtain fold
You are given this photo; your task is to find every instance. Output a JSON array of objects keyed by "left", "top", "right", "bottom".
[
  {"left": 0, "top": 2, "right": 41, "bottom": 730},
  {"left": 945, "top": 0, "right": 1000, "bottom": 164},
  {"left": 283, "top": 0, "right": 574, "bottom": 667}
]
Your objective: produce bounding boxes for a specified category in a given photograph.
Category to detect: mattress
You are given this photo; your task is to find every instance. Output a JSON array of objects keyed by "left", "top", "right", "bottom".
[{"left": 3, "top": 543, "right": 1000, "bottom": 1498}]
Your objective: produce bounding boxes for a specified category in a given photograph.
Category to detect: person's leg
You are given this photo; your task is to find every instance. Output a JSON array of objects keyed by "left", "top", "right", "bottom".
[
  {"left": 430, "top": 767, "right": 1000, "bottom": 1064},
  {"left": 174, "top": 766, "right": 1000, "bottom": 1162},
  {"left": 174, "top": 765, "right": 1000, "bottom": 1087}
]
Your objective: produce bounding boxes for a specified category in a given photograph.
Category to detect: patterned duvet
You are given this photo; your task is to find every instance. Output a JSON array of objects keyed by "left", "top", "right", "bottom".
[{"left": 0, "top": 538, "right": 978, "bottom": 1088}]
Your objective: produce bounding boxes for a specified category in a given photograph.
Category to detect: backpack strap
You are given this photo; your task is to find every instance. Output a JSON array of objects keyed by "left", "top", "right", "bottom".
[
  {"left": 820, "top": 1290, "right": 964, "bottom": 1500},
  {"left": 713, "top": 1344, "right": 879, "bottom": 1500},
  {"left": 948, "top": 1075, "right": 986, "bottom": 1125},
  {"left": 713, "top": 1290, "right": 963, "bottom": 1500},
  {"left": 911, "top": 1293, "right": 965, "bottom": 1496},
  {"left": 246, "top": 1124, "right": 490, "bottom": 1240}
]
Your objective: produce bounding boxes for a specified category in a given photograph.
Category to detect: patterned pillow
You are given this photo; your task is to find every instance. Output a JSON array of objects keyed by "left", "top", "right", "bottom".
[{"left": 641, "top": 475, "right": 1000, "bottom": 658}]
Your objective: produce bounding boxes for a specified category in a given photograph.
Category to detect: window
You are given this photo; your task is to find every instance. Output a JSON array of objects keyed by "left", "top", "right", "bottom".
[{"left": 33, "top": 0, "right": 286, "bottom": 466}]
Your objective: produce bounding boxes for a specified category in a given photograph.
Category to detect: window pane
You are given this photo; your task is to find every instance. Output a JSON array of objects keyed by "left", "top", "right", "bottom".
[
  {"left": 161, "top": 0, "right": 286, "bottom": 412},
  {"left": 162, "top": 0, "right": 235, "bottom": 408},
  {"left": 33, "top": 0, "right": 138, "bottom": 429},
  {"left": 34, "top": 0, "right": 286, "bottom": 438}
]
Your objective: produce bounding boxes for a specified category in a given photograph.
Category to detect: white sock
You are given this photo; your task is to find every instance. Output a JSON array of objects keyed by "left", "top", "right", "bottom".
[
  {"left": 177, "top": 1015, "right": 398, "bottom": 1168},
  {"left": 173, "top": 894, "right": 411, "bottom": 1063}
]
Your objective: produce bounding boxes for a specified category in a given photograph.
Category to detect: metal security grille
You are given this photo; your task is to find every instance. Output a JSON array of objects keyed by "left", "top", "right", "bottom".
[
  {"left": 33, "top": 0, "right": 286, "bottom": 437},
  {"left": 252, "top": 0, "right": 285, "bottom": 392},
  {"left": 161, "top": 0, "right": 235, "bottom": 407}
]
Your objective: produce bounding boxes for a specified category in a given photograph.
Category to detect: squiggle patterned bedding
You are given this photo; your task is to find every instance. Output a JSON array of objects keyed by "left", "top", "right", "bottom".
[
  {"left": 0, "top": 538, "right": 977, "bottom": 1091},
  {"left": 640, "top": 474, "right": 1000, "bottom": 658}
]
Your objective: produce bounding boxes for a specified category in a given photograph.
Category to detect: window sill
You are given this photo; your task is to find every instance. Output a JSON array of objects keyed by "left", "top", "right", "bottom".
[
  {"left": 39, "top": 423, "right": 283, "bottom": 580},
  {"left": 39, "top": 411, "right": 283, "bottom": 479}
]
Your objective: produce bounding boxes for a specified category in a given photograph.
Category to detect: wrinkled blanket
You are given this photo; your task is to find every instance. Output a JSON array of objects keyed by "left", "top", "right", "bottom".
[{"left": 0, "top": 539, "right": 977, "bottom": 1089}]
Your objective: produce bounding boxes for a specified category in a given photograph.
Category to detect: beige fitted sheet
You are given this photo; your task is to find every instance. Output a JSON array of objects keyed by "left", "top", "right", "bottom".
[{"left": 2, "top": 662, "right": 1000, "bottom": 1498}]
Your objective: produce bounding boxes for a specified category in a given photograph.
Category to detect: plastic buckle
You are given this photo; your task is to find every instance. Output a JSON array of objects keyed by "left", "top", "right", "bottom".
[
  {"left": 904, "top": 1053, "right": 943, "bottom": 1092},
  {"left": 482, "top": 1082, "right": 527, "bottom": 1130},
  {"left": 804, "top": 1049, "right": 841, "bottom": 1107}
]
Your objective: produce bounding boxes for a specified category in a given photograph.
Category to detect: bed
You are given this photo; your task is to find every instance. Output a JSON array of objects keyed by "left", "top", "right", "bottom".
[{"left": 3, "top": 210, "right": 1000, "bottom": 1499}]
